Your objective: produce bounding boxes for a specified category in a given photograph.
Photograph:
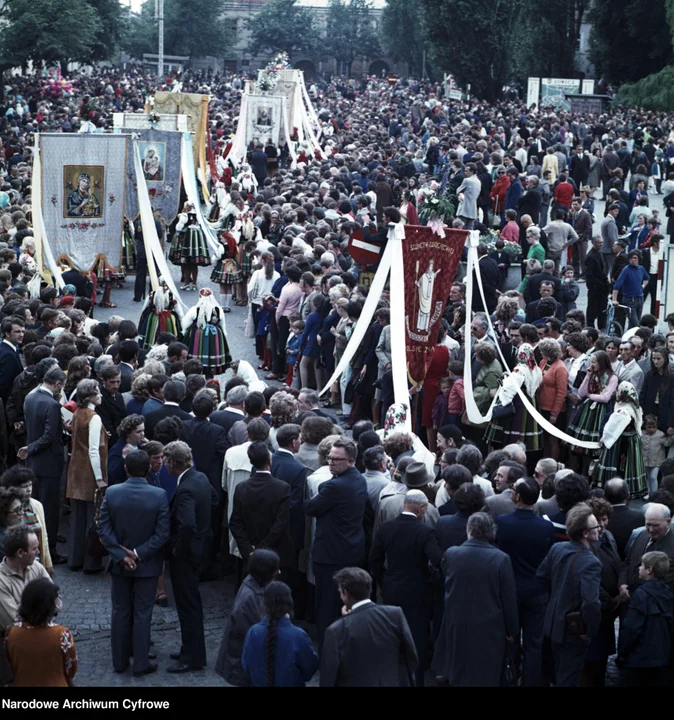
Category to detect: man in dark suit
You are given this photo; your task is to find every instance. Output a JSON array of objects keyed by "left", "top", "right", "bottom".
[
  {"left": 96, "top": 364, "right": 127, "bottom": 446},
  {"left": 517, "top": 176, "right": 542, "bottom": 225},
  {"left": 61, "top": 267, "right": 91, "bottom": 297},
  {"left": 525, "top": 286, "right": 564, "bottom": 323},
  {"left": 524, "top": 260, "right": 562, "bottom": 303},
  {"left": 0, "top": 316, "right": 24, "bottom": 406},
  {"left": 496, "top": 477, "right": 555, "bottom": 687},
  {"left": 619, "top": 502, "right": 674, "bottom": 600},
  {"left": 207, "top": 385, "right": 248, "bottom": 438},
  {"left": 250, "top": 144, "right": 269, "bottom": 188},
  {"left": 97, "top": 449, "right": 170, "bottom": 675},
  {"left": 115, "top": 340, "right": 139, "bottom": 394},
  {"left": 320, "top": 567, "right": 418, "bottom": 687},
  {"left": 19, "top": 366, "right": 67, "bottom": 560},
  {"left": 486, "top": 462, "right": 525, "bottom": 518},
  {"left": 144, "top": 379, "right": 191, "bottom": 440},
  {"left": 605, "top": 478, "right": 645, "bottom": 560},
  {"left": 163, "top": 440, "right": 218, "bottom": 673},
  {"left": 471, "top": 243, "right": 499, "bottom": 314},
  {"left": 181, "top": 392, "right": 228, "bottom": 563},
  {"left": 304, "top": 437, "right": 374, "bottom": 651},
  {"left": 370, "top": 490, "right": 442, "bottom": 686},
  {"left": 297, "top": 389, "right": 339, "bottom": 423},
  {"left": 229, "top": 442, "right": 294, "bottom": 577}
]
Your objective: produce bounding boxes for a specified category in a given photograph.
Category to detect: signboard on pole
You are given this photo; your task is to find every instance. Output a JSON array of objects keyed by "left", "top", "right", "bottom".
[
  {"left": 527, "top": 77, "right": 540, "bottom": 108},
  {"left": 581, "top": 79, "right": 595, "bottom": 95},
  {"left": 540, "top": 78, "right": 581, "bottom": 110}
]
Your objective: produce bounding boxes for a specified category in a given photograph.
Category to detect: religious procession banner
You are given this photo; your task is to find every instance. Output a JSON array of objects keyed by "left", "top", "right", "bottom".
[
  {"left": 403, "top": 226, "right": 467, "bottom": 384},
  {"left": 113, "top": 113, "right": 188, "bottom": 133},
  {"left": 149, "top": 92, "right": 208, "bottom": 171},
  {"left": 246, "top": 94, "right": 283, "bottom": 147},
  {"left": 123, "top": 128, "right": 182, "bottom": 227},
  {"left": 40, "top": 134, "right": 128, "bottom": 271}
]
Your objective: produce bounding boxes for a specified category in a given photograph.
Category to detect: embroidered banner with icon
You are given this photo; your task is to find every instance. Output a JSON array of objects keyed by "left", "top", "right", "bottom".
[
  {"left": 123, "top": 127, "right": 182, "bottom": 226},
  {"left": 403, "top": 226, "right": 468, "bottom": 384},
  {"left": 40, "top": 133, "right": 128, "bottom": 271}
]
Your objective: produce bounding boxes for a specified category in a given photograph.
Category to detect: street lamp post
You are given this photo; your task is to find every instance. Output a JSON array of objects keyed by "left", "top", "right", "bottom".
[{"left": 155, "top": 0, "right": 164, "bottom": 79}]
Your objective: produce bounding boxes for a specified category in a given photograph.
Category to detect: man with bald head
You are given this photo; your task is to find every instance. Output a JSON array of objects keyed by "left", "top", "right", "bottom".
[
  {"left": 619, "top": 503, "right": 674, "bottom": 605},
  {"left": 605, "top": 478, "right": 645, "bottom": 560}
]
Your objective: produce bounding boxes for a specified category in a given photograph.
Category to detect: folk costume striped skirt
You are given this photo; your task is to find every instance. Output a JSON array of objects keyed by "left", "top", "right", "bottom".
[
  {"left": 180, "top": 226, "right": 211, "bottom": 266},
  {"left": 138, "top": 309, "right": 182, "bottom": 350},
  {"left": 211, "top": 257, "right": 242, "bottom": 285},
  {"left": 168, "top": 231, "right": 182, "bottom": 265},
  {"left": 565, "top": 399, "right": 610, "bottom": 457},
  {"left": 183, "top": 321, "right": 231, "bottom": 374},
  {"left": 594, "top": 428, "right": 648, "bottom": 499},
  {"left": 484, "top": 393, "right": 542, "bottom": 452}
]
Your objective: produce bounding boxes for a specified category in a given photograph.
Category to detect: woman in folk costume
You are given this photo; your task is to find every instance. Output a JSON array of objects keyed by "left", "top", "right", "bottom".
[
  {"left": 565, "top": 349, "right": 618, "bottom": 476},
  {"left": 236, "top": 163, "right": 258, "bottom": 199},
  {"left": 182, "top": 288, "right": 231, "bottom": 376},
  {"left": 235, "top": 208, "right": 259, "bottom": 306},
  {"left": 138, "top": 278, "right": 183, "bottom": 349},
  {"left": 208, "top": 181, "right": 230, "bottom": 223},
  {"left": 595, "top": 381, "right": 648, "bottom": 498},
  {"left": 210, "top": 229, "right": 241, "bottom": 313},
  {"left": 174, "top": 203, "right": 211, "bottom": 291},
  {"left": 94, "top": 256, "right": 124, "bottom": 309},
  {"left": 484, "top": 343, "right": 543, "bottom": 454}
]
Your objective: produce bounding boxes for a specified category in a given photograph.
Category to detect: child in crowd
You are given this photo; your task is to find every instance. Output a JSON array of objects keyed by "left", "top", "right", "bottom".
[
  {"left": 641, "top": 414, "right": 672, "bottom": 498},
  {"left": 489, "top": 238, "right": 512, "bottom": 291},
  {"left": 432, "top": 376, "right": 451, "bottom": 431},
  {"left": 617, "top": 551, "right": 674, "bottom": 687},
  {"left": 447, "top": 361, "right": 465, "bottom": 425},
  {"left": 285, "top": 318, "right": 304, "bottom": 388}
]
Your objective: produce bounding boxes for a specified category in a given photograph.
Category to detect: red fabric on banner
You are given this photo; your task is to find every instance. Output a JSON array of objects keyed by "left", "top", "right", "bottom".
[{"left": 402, "top": 225, "right": 468, "bottom": 384}]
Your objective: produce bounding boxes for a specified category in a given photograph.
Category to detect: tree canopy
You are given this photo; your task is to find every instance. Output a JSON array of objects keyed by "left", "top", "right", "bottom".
[
  {"left": 246, "top": 0, "right": 318, "bottom": 59},
  {"left": 324, "top": 0, "right": 381, "bottom": 77},
  {"left": 380, "top": 0, "right": 426, "bottom": 78}
]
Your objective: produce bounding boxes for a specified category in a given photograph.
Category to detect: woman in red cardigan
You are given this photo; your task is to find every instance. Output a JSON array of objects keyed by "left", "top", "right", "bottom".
[{"left": 537, "top": 338, "right": 569, "bottom": 460}]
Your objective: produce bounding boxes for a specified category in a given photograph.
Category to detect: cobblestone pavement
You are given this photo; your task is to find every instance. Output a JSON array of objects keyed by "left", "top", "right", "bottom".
[{"left": 60, "top": 193, "right": 663, "bottom": 686}]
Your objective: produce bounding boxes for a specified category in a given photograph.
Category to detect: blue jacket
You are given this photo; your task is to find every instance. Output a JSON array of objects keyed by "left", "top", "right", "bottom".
[
  {"left": 299, "top": 310, "right": 322, "bottom": 358},
  {"left": 0, "top": 340, "right": 22, "bottom": 405},
  {"left": 242, "top": 616, "right": 318, "bottom": 686},
  {"left": 613, "top": 263, "right": 649, "bottom": 298},
  {"left": 505, "top": 177, "right": 523, "bottom": 210},
  {"left": 536, "top": 541, "right": 602, "bottom": 644},
  {"left": 97, "top": 476, "right": 170, "bottom": 577},
  {"left": 496, "top": 509, "right": 555, "bottom": 598},
  {"left": 618, "top": 580, "right": 674, "bottom": 668},
  {"left": 304, "top": 466, "right": 371, "bottom": 566},
  {"left": 271, "top": 450, "right": 309, "bottom": 550}
]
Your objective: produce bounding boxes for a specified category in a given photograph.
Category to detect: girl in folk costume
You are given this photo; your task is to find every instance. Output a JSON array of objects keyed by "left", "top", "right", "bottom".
[
  {"left": 208, "top": 181, "right": 229, "bottom": 223},
  {"left": 236, "top": 163, "right": 258, "bottom": 198},
  {"left": 138, "top": 278, "right": 183, "bottom": 349},
  {"left": 217, "top": 192, "right": 243, "bottom": 232},
  {"left": 594, "top": 381, "right": 648, "bottom": 499},
  {"left": 210, "top": 229, "right": 241, "bottom": 313},
  {"left": 121, "top": 217, "right": 136, "bottom": 271},
  {"left": 94, "top": 255, "right": 124, "bottom": 309},
  {"left": 172, "top": 203, "right": 211, "bottom": 291},
  {"left": 565, "top": 349, "right": 618, "bottom": 475},
  {"left": 182, "top": 288, "right": 232, "bottom": 376},
  {"left": 235, "top": 209, "right": 259, "bottom": 306},
  {"left": 484, "top": 343, "right": 543, "bottom": 453}
]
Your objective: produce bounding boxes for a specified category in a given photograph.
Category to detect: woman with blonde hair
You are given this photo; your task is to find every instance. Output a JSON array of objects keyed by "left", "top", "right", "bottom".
[
  {"left": 18, "top": 237, "right": 37, "bottom": 273},
  {"left": 65, "top": 379, "right": 108, "bottom": 572}
]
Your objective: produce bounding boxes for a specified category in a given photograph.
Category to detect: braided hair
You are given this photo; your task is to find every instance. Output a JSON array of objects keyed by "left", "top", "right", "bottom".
[{"left": 263, "top": 581, "right": 294, "bottom": 687}]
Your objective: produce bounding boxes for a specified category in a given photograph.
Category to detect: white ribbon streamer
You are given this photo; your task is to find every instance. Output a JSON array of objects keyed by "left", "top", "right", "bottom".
[
  {"left": 464, "top": 236, "right": 600, "bottom": 450},
  {"left": 281, "top": 96, "right": 298, "bottom": 169},
  {"left": 133, "top": 140, "right": 186, "bottom": 311}
]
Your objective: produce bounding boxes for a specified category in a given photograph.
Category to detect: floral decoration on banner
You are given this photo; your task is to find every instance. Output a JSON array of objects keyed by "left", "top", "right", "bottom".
[
  {"left": 50, "top": 195, "right": 57, "bottom": 207},
  {"left": 417, "top": 184, "right": 456, "bottom": 226},
  {"left": 148, "top": 112, "right": 161, "bottom": 126},
  {"left": 481, "top": 228, "right": 522, "bottom": 261},
  {"left": 60, "top": 221, "right": 105, "bottom": 231},
  {"left": 255, "top": 52, "right": 289, "bottom": 93},
  {"left": 78, "top": 95, "right": 98, "bottom": 119},
  {"left": 108, "top": 194, "right": 116, "bottom": 206}
]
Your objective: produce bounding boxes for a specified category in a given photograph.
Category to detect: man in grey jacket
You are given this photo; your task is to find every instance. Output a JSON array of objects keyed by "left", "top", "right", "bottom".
[
  {"left": 543, "top": 208, "right": 579, "bottom": 273},
  {"left": 456, "top": 162, "right": 481, "bottom": 229},
  {"left": 601, "top": 203, "right": 620, "bottom": 277}
]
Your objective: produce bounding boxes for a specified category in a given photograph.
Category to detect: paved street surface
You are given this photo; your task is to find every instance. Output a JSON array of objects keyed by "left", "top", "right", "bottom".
[{"left": 55, "top": 192, "right": 663, "bottom": 686}]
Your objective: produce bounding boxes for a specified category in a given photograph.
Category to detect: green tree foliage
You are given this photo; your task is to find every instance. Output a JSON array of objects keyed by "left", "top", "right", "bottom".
[
  {"left": 0, "top": 0, "right": 102, "bottom": 68},
  {"left": 324, "top": 0, "right": 381, "bottom": 77},
  {"left": 125, "top": 1, "right": 158, "bottom": 61},
  {"left": 616, "top": 67, "right": 674, "bottom": 110},
  {"left": 420, "top": 0, "right": 519, "bottom": 101},
  {"left": 86, "top": 0, "right": 127, "bottom": 62},
  {"left": 380, "top": 0, "right": 426, "bottom": 77},
  {"left": 512, "top": 0, "right": 586, "bottom": 81},
  {"left": 246, "top": 0, "right": 318, "bottom": 59},
  {"left": 588, "top": 0, "right": 673, "bottom": 84}
]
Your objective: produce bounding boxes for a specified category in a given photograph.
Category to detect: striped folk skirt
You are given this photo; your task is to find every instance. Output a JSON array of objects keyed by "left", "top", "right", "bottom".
[
  {"left": 211, "top": 257, "right": 242, "bottom": 285},
  {"left": 183, "top": 322, "right": 232, "bottom": 374},
  {"left": 484, "top": 393, "right": 542, "bottom": 452},
  {"left": 138, "top": 309, "right": 182, "bottom": 350},
  {"left": 565, "top": 399, "right": 610, "bottom": 457},
  {"left": 179, "top": 226, "right": 211, "bottom": 266},
  {"left": 594, "top": 429, "right": 648, "bottom": 499}
]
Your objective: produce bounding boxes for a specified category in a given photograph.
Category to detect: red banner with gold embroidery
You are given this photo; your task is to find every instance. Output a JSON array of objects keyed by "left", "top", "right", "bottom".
[{"left": 403, "top": 225, "right": 468, "bottom": 384}]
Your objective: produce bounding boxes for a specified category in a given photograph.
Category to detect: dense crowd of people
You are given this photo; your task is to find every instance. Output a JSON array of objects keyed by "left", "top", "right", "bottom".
[{"left": 0, "top": 65, "right": 672, "bottom": 688}]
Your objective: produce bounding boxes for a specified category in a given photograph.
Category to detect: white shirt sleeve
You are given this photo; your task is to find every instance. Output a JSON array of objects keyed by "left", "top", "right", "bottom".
[{"left": 88, "top": 413, "right": 104, "bottom": 482}]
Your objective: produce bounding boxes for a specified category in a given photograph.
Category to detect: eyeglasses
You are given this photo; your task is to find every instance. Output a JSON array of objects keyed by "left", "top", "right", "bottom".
[
  {"left": 586, "top": 525, "right": 600, "bottom": 532},
  {"left": 9, "top": 506, "right": 24, "bottom": 516}
]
